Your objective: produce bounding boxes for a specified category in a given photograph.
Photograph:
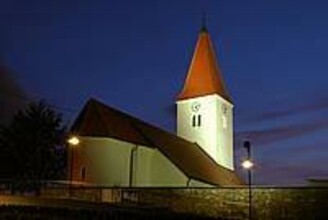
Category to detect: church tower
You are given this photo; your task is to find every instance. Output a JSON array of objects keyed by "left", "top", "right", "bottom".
[{"left": 176, "top": 26, "right": 234, "bottom": 170}]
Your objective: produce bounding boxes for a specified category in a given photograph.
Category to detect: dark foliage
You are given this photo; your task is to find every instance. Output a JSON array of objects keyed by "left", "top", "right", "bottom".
[{"left": 0, "top": 101, "right": 67, "bottom": 191}]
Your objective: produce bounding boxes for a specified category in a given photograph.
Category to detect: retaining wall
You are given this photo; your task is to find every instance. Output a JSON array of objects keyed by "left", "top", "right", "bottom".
[{"left": 40, "top": 187, "right": 328, "bottom": 220}]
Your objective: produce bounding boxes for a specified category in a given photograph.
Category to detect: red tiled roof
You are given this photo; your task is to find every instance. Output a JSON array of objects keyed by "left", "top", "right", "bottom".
[
  {"left": 71, "top": 99, "right": 243, "bottom": 186},
  {"left": 178, "top": 29, "right": 232, "bottom": 102}
]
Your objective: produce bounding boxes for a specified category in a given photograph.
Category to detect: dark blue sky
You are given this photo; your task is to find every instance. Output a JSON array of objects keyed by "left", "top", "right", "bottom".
[{"left": 1, "top": 0, "right": 327, "bottom": 185}]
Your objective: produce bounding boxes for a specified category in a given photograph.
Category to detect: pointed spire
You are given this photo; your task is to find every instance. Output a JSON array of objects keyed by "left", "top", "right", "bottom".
[{"left": 177, "top": 28, "right": 232, "bottom": 102}]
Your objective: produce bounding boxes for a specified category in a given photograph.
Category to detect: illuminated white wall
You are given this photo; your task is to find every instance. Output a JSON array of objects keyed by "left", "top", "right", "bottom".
[
  {"left": 133, "top": 146, "right": 187, "bottom": 186},
  {"left": 188, "top": 179, "right": 214, "bottom": 187},
  {"left": 176, "top": 94, "right": 234, "bottom": 170},
  {"left": 148, "top": 149, "right": 187, "bottom": 186},
  {"left": 72, "top": 137, "right": 132, "bottom": 186},
  {"left": 72, "top": 136, "right": 189, "bottom": 187}
]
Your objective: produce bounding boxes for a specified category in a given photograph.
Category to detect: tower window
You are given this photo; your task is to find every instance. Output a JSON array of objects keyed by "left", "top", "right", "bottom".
[
  {"left": 192, "top": 114, "right": 201, "bottom": 127},
  {"left": 222, "top": 104, "right": 228, "bottom": 129},
  {"left": 192, "top": 115, "right": 197, "bottom": 127}
]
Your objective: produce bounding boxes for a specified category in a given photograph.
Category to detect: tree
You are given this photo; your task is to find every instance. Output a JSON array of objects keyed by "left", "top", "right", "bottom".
[{"left": 0, "top": 101, "right": 66, "bottom": 192}]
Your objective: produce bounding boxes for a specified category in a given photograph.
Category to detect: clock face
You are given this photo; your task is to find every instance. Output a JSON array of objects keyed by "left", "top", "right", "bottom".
[{"left": 191, "top": 102, "right": 201, "bottom": 112}]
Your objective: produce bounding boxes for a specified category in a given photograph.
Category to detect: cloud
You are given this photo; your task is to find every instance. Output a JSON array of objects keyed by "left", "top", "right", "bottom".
[
  {"left": 282, "top": 140, "right": 328, "bottom": 155},
  {"left": 235, "top": 139, "right": 328, "bottom": 185},
  {"left": 241, "top": 97, "right": 328, "bottom": 123},
  {"left": 235, "top": 118, "right": 328, "bottom": 146},
  {"left": 251, "top": 163, "right": 328, "bottom": 185}
]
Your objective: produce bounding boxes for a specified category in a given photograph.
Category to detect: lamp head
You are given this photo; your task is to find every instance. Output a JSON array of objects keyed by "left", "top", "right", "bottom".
[
  {"left": 68, "top": 136, "right": 80, "bottom": 146},
  {"left": 242, "top": 159, "right": 254, "bottom": 169},
  {"left": 243, "top": 140, "right": 251, "bottom": 149}
]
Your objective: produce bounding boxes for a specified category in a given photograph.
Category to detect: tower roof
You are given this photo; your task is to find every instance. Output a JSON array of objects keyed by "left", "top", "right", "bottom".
[{"left": 177, "top": 29, "right": 232, "bottom": 102}]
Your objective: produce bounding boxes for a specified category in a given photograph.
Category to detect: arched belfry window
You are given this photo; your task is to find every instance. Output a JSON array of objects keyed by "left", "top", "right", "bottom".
[
  {"left": 192, "top": 114, "right": 202, "bottom": 127},
  {"left": 192, "top": 115, "right": 197, "bottom": 127},
  {"left": 222, "top": 104, "right": 228, "bottom": 129}
]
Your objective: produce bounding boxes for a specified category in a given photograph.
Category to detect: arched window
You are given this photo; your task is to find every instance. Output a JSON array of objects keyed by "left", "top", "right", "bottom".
[
  {"left": 192, "top": 115, "right": 197, "bottom": 127},
  {"left": 192, "top": 115, "right": 202, "bottom": 127}
]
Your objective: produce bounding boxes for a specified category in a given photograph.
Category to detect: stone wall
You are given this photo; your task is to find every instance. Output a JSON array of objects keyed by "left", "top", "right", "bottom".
[
  {"left": 41, "top": 187, "right": 102, "bottom": 202},
  {"left": 103, "top": 187, "right": 328, "bottom": 220},
  {"left": 40, "top": 187, "right": 328, "bottom": 220}
]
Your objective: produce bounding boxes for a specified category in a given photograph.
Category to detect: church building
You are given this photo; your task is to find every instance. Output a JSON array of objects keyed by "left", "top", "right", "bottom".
[{"left": 69, "top": 26, "right": 243, "bottom": 187}]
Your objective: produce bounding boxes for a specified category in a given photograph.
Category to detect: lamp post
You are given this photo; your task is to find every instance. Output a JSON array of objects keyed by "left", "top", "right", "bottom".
[
  {"left": 67, "top": 136, "right": 80, "bottom": 186},
  {"left": 242, "top": 140, "right": 253, "bottom": 220}
]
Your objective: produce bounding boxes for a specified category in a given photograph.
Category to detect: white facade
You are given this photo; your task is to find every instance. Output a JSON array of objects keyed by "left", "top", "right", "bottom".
[
  {"left": 71, "top": 136, "right": 211, "bottom": 187},
  {"left": 176, "top": 94, "right": 234, "bottom": 170}
]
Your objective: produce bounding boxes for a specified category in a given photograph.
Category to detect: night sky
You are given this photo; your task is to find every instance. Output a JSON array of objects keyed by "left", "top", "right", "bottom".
[{"left": 1, "top": 0, "right": 327, "bottom": 185}]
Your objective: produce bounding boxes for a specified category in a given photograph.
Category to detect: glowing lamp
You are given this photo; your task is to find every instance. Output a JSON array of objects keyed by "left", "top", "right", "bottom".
[
  {"left": 242, "top": 159, "right": 253, "bottom": 169},
  {"left": 68, "top": 136, "right": 80, "bottom": 146}
]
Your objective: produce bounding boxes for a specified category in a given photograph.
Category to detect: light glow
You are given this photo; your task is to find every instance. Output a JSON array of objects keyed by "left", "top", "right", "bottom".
[
  {"left": 68, "top": 136, "right": 80, "bottom": 146},
  {"left": 242, "top": 160, "right": 254, "bottom": 169}
]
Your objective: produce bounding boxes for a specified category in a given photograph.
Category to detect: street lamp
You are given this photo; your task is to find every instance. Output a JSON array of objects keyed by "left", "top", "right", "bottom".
[
  {"left": 242, "top": 159, "right": 254, "bottom": 169},
  {"left": 68, "top": 136, "right": 80, "bottom": 146},
  {"left": 242, "top": 140, "right": 253, "bottom": 220},
  {"left": 67, "top": 136, "right": 80, "bottom": 185}
]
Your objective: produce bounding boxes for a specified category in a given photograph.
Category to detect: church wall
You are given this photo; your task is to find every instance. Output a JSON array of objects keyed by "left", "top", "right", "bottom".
[
  {"left": 75, "top": 137, "right": 133, "bottom": 186},
  {"left": 188, "top": 179, "right": 213, "bottom": 187},
  {"left": 72, "top": 137, "right": 190, "bottom": 187},
  {"left": 148, "top": 149, "right": 188, "bottom": 187},
  {"left": 133, "top": 146, "right": 152, "bottom": 186},
  {"left": 215, "top": 95, "right": 234, "bottom": 170}
]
